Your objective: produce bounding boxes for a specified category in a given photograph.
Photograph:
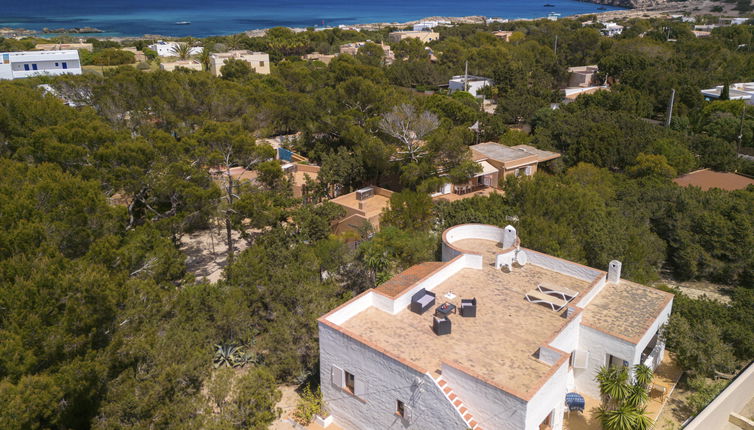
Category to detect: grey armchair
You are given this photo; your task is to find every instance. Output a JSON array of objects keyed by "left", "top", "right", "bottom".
[
  {"left": 460, "top": 297, "right": 477, "bottom": 317},
  {"left": 433, "top": 316, "right": 452, "bottom": 336}
]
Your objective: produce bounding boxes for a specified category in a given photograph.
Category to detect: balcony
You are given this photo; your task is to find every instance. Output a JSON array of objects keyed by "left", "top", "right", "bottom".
[{"left": 564, "top": 353, "right": 683, "bottom": 430}]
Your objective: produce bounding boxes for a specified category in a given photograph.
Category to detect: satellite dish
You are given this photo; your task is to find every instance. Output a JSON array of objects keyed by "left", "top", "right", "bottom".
[{"left": 515, "top": 250, "right": 528, "bottom": 267}]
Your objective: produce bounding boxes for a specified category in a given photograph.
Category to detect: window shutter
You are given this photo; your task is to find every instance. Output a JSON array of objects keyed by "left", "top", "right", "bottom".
[
  {"left": 354, "top": 377, "right": 366, "bottom": 397},
  {"left": 573, "top": 350, "right": 589, "bottom": 369},
  {"left": 403, "top": 405, "right": 412, "bottom": 423},
  {"left": 331, "top": 366, "right": 345, "bottom": 387},
  {"left": 525, "top": 166, "right": 533, "bottom": 176}
]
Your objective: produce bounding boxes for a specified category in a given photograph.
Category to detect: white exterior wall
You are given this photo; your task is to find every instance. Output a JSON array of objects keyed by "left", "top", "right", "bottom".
[
  {"left": 549, "top": 313, "right": 582, "bottom": 353},
  {"left": 448, "top": 77, "right": 493, "bottom": 97},
  {"left": 319, "top": 324, "right": 468, "bottom": 430},
  {"left": 524, "top": 248, "right": 603, "bottom": 282},
  {"left": 148, "top": 42, "right": 203, "bottom": 57},
  {"left": 0, "top": 50, "right": 81, "bottom": 80},
  {"left": 525, "top": 361, "right": 569, "bottom": 430},
  {"left": 632, "top": 298, "right": 673, "bottom": 367},
  {"left": 442, "top": 363, "right": 527, "bottom": 430},
  {"left": 574, "top": 325, "right": 636, "bottom": 399},
  {"left": 442, "top": 224, "right": 506, "bottom": 262}
]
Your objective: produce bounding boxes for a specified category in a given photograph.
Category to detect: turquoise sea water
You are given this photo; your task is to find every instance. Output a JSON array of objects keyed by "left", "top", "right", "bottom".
[{"left": 2, "top": 0, "right": 624, "bottom": 37}]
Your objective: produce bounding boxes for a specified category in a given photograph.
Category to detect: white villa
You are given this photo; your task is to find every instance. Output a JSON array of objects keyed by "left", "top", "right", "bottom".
[
  {"left": 147, "top": 41, "right": 203, "bottom": 57},
  {"left": 701, "top": 82, "right": 754, "bottom": 105},
  {"left": 448, "top": 75, "right": 494, "bottom": 97},
  {"left": 209, "top": 50, "right": 270, "bottom": 76},
  {"left": 0, "top": 50, "right": 82, "bottom": 80},
  {"left": 319, "top": 224, "right": 673, "bottom": 430}
]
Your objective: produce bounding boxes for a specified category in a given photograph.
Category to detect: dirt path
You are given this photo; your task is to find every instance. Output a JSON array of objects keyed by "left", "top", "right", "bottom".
[
  {"left": 179, "top": 223, "right": 249, "bottom": 283},
  {"left": 270, "top": 385, "right": 302, "bottom": 430},
  {"left": 654, "top": 279, "right": 734, "bottom": 304}
]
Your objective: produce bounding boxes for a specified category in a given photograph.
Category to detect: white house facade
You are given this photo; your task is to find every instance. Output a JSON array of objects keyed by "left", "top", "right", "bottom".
[
  {"left": 0, "top": 50, "right": 82, "bottom": 80},
  {"left": 147, "top": 41, "right": 203, "bottom": 57},
  {"left": 318, "top": 224, "right": 673, "bottom": 430},
  {"left": 448, "top": 75, "right": 493, "bottom": 97}
]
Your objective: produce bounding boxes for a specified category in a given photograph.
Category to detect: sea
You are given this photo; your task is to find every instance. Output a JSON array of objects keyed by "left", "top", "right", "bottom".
[{"left": 2, "top": 0, "right": 624, "bottom": 38}]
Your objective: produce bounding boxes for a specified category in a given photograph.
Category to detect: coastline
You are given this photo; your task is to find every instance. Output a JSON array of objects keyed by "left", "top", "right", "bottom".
[{"left": 0, "top": 0, "right": 747, "bottom": 41}]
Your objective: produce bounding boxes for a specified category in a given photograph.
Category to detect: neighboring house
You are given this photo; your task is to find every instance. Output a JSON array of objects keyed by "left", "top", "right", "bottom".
[
  {"left": 319, "top": 223, "right": 673, "bottom": 430},
  {"left": 563, "top": 86, "right": 608, "bottom": 101},
  {"left": 147, "top": 41, "right": 203, "bottom": 57},
  {"left": 330, "top": 186, "right": 393, "bottom": 238},
  {"left": 470, "top": 142, "right": 559, "bottom": 179},
  {"left": 413, "top": 21, "right": 450, "bottom": 31},
  {"left": 448, "top": 75, "right": 494, "bottom": 97},
  {"left": 492, "top": 30, "right": 515, "bottom": 41},
  {"left": 302, "top": 52, "right": 337, "bottom": 64},
  {"left": 0, "top": 50, "right": 82, "bottom": 80},
  {"left": 34, "top": 43, "right": 93, "bottom": 52},
  {"left": 339, "top": 42, "right": 394, "bottom": 63},
  {"left": 600, "top": 22, "right": 624, "bottom": 37},
  {"left": 684, "top": 361, "right": 754, "bottom": 430},
  {"left": 701, "top": 82, "right": 754, "bottom": 105},
  {"left": 567, "top": 65, "right": 599, "bottom": 88},
  {"left": 673, "top": 169, "right": 754, "bottom": 191},
  {"left": 430, "top": 142, "right": 560, "bottom": 201},
  {"left": 692, "top": 30, "right": 711, "bottom": 38},
  {"left": 159, "top": 60, "right": 203, "bottom": 72},
  {"left": 283, "top": 163, "right": 321, "bottom": 199},
  {"left": 388, "top": 30, "right": 440, "bottom": 43},
  {"left": 209, "top": 50, "right": 270, "bottom": 76},
  {"left": 719, "top": 17, "right": 750, "bottom": 26}
]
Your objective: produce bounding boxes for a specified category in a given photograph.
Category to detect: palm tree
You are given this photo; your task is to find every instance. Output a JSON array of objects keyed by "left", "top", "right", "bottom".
[
  {"left": 170, "top": 42, "right": 191, "bottom": 60},
  {"left": 199, "top": 44, "right": 212, "bottom": 71},
  {"left": 594, "top": 364, "right": 655, "bottom": 430}
]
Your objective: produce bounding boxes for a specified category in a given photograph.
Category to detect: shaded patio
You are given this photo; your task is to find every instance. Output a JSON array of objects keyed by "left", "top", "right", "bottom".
[{"left": 564, "top": 353, "right": 683, "bottom": 430}]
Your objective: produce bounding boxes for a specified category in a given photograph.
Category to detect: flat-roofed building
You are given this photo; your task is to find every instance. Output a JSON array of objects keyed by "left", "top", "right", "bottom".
[
  {"left": 209, "top": 50, "right": 270, "bottom": 76},
  {"left": 302, "top": 52, "right": 337, "bottom": 64},
  {"left": 34, "top": 42, "right": 93, "bottom": 52},
  {"left": 567, "top": 65, "right": 599, "bottom": 88},
  {"left": 701, "top": 82, "right": 754, "bottom": 105},
  {"left": 430, "top": 142, "right": 560, "bottom": 201},
  {"left": 159, "top": 59, "right": 203, "bottom": 72},
  {"left": 339, "top": 42, "right": 394, "bottom": 64},
  {"left": 319, "top": 224, "right": 673, "bottom": 430},
  {"left": 148, "top": 41, "right": 203, "bottom": 58},
  {"left": 492, "top": 30, "right": 515, "bottom": 41},
  {"left": 330, "top": 186, "right": 393, "bottom": 239},
  {"left": 673, "top": 169, "right": 754, "bottom": 191},
  {"left": 388, "top": 30, "right": 440, "bottom": 44},
  {"left": 0, "top": 50, "right": 82, "bottom": 80},
  {"left": 448, "top": 75, "right": 493, "bottom": 97}
]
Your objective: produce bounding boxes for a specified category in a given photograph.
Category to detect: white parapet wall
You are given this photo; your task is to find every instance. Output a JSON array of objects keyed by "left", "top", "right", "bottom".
[
  {"left": 684, "top": 362, "right": 754, "bottom": 430},
  {"left": 523, "top": 248, "right": 604, "bottom": 282},
  {"left": 442, "top": 224, "right": 508, "bottom": 262}
]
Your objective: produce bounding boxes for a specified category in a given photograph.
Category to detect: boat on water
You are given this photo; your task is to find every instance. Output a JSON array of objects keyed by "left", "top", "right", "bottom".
[
  {"left": 544, "top": 4, "right": 555, "bottom": 7},
  {"left": 175, "top": 21, "right": 191, "bottom": 25}
]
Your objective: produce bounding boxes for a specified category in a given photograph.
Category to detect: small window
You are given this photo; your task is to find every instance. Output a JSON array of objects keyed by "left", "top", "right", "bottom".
[
  {"left": 396, "top": 400, "right": 405, "bottom": 418},
  {"left": 259, "top": 60, "right": 265, "bottom": 67},
  {"left": 32, "top": 64, "right": 38, "bottom": 70},
  {"left": 345, "top": 371, "right": 355, "bottom": 394},
  {"left": 24, "top": 64, "right": 30, "bottom": 71},
  {"left": 55, "top": 62, "right": 59, "bottom": 66}
]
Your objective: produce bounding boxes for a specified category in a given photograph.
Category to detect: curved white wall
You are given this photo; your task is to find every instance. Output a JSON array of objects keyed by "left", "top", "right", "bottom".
[{"left": 442, "top": 224, "right": 508, "bottom": 262}]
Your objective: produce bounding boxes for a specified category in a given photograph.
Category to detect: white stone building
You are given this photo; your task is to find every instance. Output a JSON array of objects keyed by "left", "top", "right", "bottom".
[
  {"left": 448, "top": 75, "right": 494, "bottom": 97},
  {"left": 0, "top": 50, "right": 82, "bottom": 80},
  {"left": 209, "top": 50, "right": 270, "bottom": 76},
  {"left": 319, "top": 224, "right": 673, "bottom": 430},
  {"left": 147, "top": 41, "right": 203, "bottom": 57},
  {"left": 701, "top": 82, "right": 754, "bottom": 105}
]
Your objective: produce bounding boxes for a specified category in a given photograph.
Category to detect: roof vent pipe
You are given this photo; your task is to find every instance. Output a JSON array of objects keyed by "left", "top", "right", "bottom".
[
  {"left": 608, "top": 260, "right": 622, "bottom": 284},
  {"left": 503, "top": 225, "right": 517, "bottom": 249}
]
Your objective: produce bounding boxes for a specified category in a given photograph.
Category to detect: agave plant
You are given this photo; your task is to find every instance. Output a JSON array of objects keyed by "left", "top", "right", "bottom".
[{"left": 213, "top": 343, "right": 241, "bottom": 368}]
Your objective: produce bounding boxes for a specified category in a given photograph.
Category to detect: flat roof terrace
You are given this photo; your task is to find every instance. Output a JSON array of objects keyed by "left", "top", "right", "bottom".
[
  {"left": 341, "top": 241, "right": 592, "bottom": 396},
  {"left": 330, "top": 192, "right": 391, "bottom": 217}
]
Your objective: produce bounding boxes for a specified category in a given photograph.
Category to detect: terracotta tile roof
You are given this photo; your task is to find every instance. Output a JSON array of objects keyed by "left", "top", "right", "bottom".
[
  {"left": 375, "top": 262, "right": 445, "bottom": 298},
  {"left": 673, "top": 169, "right": 754, "bottom": 191}
]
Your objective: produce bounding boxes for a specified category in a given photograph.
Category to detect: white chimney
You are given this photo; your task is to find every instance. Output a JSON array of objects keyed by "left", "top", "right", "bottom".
[
  {"left": 608, "top": 260, "right": 622, "bottom": 284},
  {"left": 502, "top": 225, "right": 517, "bottom": 249}
]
